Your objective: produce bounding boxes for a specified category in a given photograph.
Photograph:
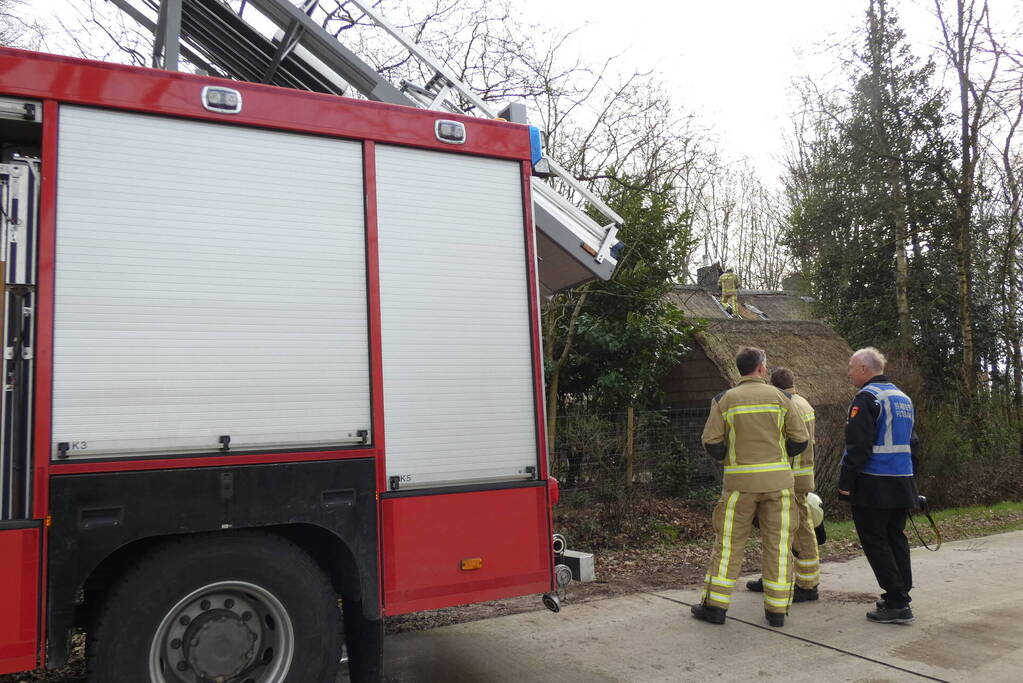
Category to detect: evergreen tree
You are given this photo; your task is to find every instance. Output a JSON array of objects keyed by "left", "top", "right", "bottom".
[
  {"left": 543, "top": 172, "right": 696, "bottom": 439},
  {"left": 785, "top": 0, "right": 961, "bottom": 393}
]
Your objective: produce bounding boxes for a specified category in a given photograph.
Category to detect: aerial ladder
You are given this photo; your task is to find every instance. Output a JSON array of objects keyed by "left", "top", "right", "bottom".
[{"left": 107, "top": 0, "right": 625, "bottom": 295}]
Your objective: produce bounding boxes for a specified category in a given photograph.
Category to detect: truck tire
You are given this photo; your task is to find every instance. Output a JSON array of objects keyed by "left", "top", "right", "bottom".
[{"left": 86, "top": 530, "right": 343, "bottom": 683}]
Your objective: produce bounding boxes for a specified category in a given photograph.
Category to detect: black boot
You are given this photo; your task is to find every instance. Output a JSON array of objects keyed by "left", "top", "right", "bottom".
[
  {"left": 746, "top": 577, "right": 763, "bottom": 592},
  {"left": 792, "top": 586, "right": 819, "bottom": 602},
  {"left": 876, "top": 594, "right": 911, "bottom": 610},
  {"left": 866, "top": 605, "right": 914, "bottom": 624},
  {"left": 691, "top": 603, "right": 726, "bottom": 625},
  {"left": 765, "top": 610, "right": 785, "bottom": 627}
]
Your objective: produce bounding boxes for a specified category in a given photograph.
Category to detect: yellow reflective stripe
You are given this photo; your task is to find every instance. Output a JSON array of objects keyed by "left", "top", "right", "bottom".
[
  {"left": 716, "top": 491, "right": 741, "bottom": 579},
  {"left": 704, "top": 573, "right": 736, "bottom": 588},
  {"left": 722, "top": 404, "right": 784, "bottom": 417},
  {"left": 794, "top": 557, "right": 819, "bottom": 567},
  {"left": 727, "top": 415, "right": 737, "bottom": 466},
  {"left": 803, "top": 411, "right": 816, "bottom": 422},
  {"left": 761, "top": 579, "right": 792, "bottom": 591},
  {"left": 707, "top": 591, "right": 732, "bottom": 605},
  {"left": 793, "top": 467, "right": 814, "bottom": 476},
  {"left": 778, "top": 489, "right": 792, "bottom": 587},
  {"left": 777, "top": 409, "right": 787, "bottom": 464},
  {"left": 723, "top": 463, "right": 792, "bottom": 474},
  {"left": 764, "top": 595, "right": 791, "bottom": 607},
  {"left": 795, "top": 572, "right": 820, "bottom": 581}
]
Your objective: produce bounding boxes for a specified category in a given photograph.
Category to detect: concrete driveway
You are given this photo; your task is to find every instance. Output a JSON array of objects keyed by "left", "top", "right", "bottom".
[{"left": 384, "top": 530, "right": 1023, "bottom": 682}]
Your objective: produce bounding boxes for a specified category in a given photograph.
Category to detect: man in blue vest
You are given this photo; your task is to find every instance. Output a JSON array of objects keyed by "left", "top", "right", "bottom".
[{"left": 838, "top": 347, "right": 919, "bottom": 624}]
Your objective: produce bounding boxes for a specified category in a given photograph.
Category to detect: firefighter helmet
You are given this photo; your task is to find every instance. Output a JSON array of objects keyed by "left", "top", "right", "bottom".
[{"left": 806, "top": 492, "right": 824, "bottom": 528}]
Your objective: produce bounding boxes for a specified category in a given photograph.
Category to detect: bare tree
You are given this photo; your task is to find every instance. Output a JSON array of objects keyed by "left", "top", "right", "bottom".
[
  {"left": 695, "top": 157, "right": 791, "bottom": 290},
  {"left": 934, "top": 0, "right": 1003, "bottom": 395},
  {"left": 982, "top": 38, "right": 1023, "bottom": 404},
  {"left": 0, "top": 0, "right": 42, "bottom": 48}
]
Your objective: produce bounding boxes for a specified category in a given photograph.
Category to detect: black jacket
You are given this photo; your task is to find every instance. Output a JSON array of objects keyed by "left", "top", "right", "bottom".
[{"left": 839, "top": 375, "right": 919, "bottom": 509}]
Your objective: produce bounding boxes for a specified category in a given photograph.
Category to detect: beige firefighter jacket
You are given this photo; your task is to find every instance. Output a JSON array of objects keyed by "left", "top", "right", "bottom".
[
  {"left": 702, "top": 376, "right": 809, "bottom": 492},
  {"left": 789, "top": 390, "right": 816, "bottom": 493}
]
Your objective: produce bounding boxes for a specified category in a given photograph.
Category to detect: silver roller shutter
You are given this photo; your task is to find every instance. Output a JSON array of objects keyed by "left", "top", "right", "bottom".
[
  {"left": 53, "top": 106, "right": 370, "bottom": 459},
  {"left": 376, "top": 145, "right": 537, "bottom": 489}
]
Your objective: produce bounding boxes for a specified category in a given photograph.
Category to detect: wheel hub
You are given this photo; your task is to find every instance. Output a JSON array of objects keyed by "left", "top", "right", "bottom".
[
  {"left": 184, "top": 609, "right": 258, "bottom": 680},
  {"left": 152, "top": 582, "right": 292, "bottom": 683}
]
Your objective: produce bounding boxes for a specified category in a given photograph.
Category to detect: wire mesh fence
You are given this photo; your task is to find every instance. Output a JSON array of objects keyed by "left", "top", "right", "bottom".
[{"left": 550, "top": 404, "right": 850, "bottom": 507}]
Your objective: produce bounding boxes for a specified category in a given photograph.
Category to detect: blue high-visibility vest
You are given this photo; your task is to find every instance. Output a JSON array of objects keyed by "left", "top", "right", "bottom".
[{"left": 846, "top": 382, "right": 915, "bottom": 477}]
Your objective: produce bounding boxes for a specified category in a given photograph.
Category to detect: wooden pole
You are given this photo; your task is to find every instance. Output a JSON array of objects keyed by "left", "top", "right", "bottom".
[{"left": 625, "top": 406, "right": 635, "bottom": 488}]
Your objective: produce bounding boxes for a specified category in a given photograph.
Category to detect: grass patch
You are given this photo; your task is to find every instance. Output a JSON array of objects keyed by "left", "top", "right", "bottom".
[{"left": 821, "top": 500, "right": 1023, "bottom": 558}]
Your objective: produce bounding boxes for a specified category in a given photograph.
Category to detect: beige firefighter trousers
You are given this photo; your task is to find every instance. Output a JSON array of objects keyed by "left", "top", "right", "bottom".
[
  {"left": 792, "top": 491, "right": 821, "bottom": 589},
  {"left": 702, "top": 489, "right": 794, "bottom": 613}
]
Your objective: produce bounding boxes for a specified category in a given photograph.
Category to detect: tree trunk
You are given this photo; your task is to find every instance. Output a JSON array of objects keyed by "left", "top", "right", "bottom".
[
  {"left": 956, "top": 196, "right": 976, "bottom": 395},
  {"left": 544, "top": 290, "right": 588, "bottom": 454},
  {"left": 546, "top": 367, "right": 561, "bottom": 456},
  {"left": 890, "top": 160, "right": 913, "bottom": 354},
  {"left": 953, "top": 0, "right": 977, "bottom": 397},
  {"left": 868, "top": 0, "right": 913, "bottom": 354}
]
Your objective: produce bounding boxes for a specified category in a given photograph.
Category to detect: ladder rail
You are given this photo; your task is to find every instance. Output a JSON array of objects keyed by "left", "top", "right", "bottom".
[
  {"left": 347, "top": 0, "right": 500, "bottom": 119},
  {"left": 245, "top": 0, "right": 413, "bottom": 105}
]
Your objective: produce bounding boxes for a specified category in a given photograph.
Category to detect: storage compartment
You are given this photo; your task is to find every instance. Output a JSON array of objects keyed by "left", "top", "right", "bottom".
[
  {"left": 376, "top": 146, "right": 540, "bottom": 489},
  {"left": 0, "top": 97, "right": 40, "bottom": 520},
  {"left": 51, "top": 106, "right": 372, "bottom": 459}
]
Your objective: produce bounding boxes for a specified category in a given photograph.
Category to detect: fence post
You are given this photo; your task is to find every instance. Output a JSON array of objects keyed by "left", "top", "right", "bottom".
[{"left": 626, "top": 406, "right": 635, "bottom": 488}]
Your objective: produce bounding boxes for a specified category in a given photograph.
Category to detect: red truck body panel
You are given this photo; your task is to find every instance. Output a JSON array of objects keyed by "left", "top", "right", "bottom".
[
  {"left": 381, "top": 486, "right": 552, "bottom": 615},
  {"left": 0, "top": 526, "right": 39, "bottom": 675}
]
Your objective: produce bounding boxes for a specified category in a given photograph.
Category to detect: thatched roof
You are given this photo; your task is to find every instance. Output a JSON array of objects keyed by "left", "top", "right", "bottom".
[
  {"left": 693, "top": 319, "right": 854, "bottom": 407},
  {"left": 742, "top": 293, "right": 815, "bottom": 321},
  {"left": 666, "top": 286, "right": 730, "bottom": 319},
  {"left": 667, "top": 285, "right": 816, "bottom": 321}
]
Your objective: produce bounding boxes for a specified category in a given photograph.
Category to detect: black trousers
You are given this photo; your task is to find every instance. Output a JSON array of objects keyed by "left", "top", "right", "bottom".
[{"left": 851, "top": 506, "right": 912, "bottom": 607}]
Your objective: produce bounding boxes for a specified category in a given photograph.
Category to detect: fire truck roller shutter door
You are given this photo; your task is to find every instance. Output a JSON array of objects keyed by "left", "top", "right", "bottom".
[
  {"left": 375, "top": 145, "right": 537, "bottom": 489},
  {"left": 52, "top": 106, "right": 371, "bottom": 459}
]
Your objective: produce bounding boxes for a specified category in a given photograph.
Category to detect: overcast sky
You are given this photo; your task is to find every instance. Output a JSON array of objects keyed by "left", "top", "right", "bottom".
[
  {"left": 23, "top": 0, "right": 1023, "bottom": 177},
  {"left": 515, "top": 0, "right": 952, "bottom": 175}
]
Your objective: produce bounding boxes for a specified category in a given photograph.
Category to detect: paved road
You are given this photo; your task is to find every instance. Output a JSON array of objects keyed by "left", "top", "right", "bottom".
[{"left": 384, "top": 530, "right": 1023, "bottom": 682}]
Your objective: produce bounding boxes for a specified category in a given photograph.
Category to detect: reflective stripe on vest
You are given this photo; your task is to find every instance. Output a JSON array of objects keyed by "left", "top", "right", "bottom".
[{"left": 849, "top": 382, "right": 915, "bottom": 477}]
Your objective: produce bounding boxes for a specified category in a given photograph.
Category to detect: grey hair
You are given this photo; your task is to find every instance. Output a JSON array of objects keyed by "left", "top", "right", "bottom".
[{"left": 852, "top": 347, "right": 886, "bottom": 373}]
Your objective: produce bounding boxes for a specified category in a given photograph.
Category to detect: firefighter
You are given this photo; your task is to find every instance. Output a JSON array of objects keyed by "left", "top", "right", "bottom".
[
  {"left": 718, "top": 268, "right": 739, "bottom": 315},
  {"left": 838, "top": 347, "right": 919, "bottom": 624},
  {"left": 746, "top": 367, "right": 820, "bottom": 602},
  {"left": 691, "top": 347, "right": 809, "bottom": 628}
]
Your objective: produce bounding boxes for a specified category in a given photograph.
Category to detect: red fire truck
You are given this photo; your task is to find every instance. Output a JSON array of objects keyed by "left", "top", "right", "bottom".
[{"left": 0, "top": 45, "right": 568, "bottom": 682}]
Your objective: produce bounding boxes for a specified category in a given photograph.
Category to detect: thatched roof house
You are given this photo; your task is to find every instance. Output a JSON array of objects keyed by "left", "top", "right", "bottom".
[{"left": 663, "top": 286, "right": 854, "bottom": 409}]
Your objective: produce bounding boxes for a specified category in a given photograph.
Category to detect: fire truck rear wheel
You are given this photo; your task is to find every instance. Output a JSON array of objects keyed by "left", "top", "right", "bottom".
[{"left": 86, "top": 530, "right": 343, "bottom": 683}]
